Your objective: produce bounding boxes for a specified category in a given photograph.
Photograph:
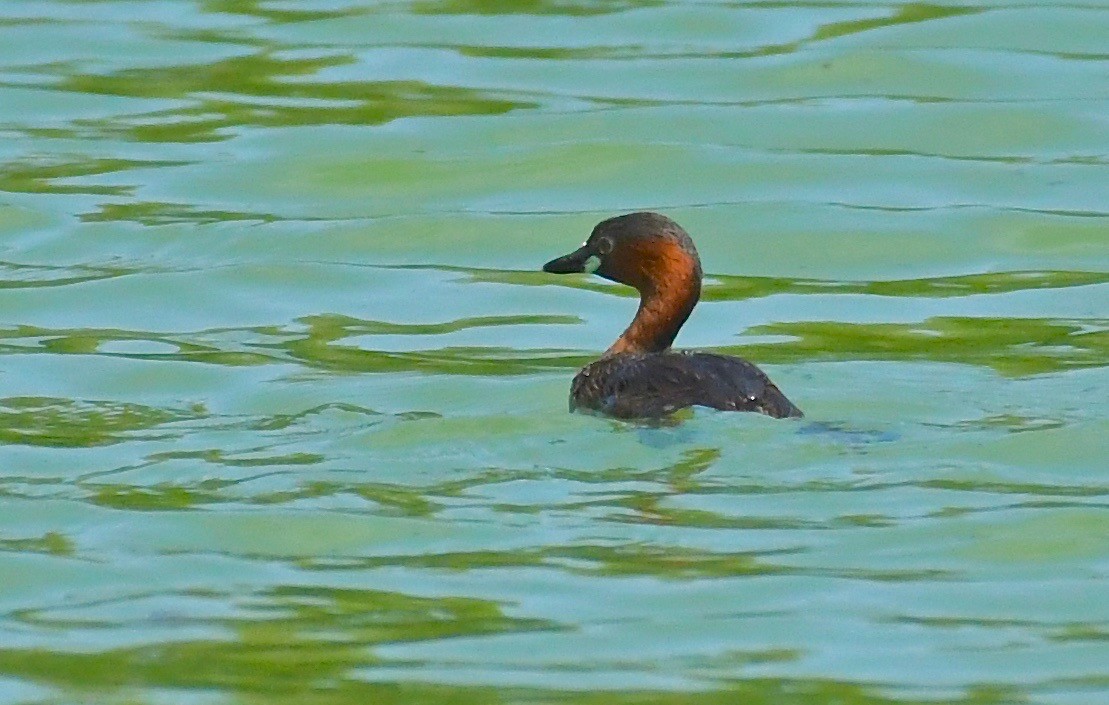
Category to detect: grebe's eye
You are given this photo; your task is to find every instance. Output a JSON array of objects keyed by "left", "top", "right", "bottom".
[{"left": 596, "top": 236, "right": 614, "bottom": 255}]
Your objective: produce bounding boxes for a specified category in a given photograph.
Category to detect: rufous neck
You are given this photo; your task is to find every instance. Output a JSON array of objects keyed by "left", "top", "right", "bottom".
[{"left": 605, "top": 277, "right": 700, "bottom": 356}]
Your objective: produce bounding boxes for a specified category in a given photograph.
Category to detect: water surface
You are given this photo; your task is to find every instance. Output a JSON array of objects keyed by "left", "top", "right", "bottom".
[{"left": 0, "top": 1, "right": 1107, "bottom": 704}]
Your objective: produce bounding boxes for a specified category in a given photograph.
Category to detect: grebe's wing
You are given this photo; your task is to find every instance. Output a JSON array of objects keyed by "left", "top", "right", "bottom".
[{"left": 572, "top": 352, "right": 802, "bottom": 419}]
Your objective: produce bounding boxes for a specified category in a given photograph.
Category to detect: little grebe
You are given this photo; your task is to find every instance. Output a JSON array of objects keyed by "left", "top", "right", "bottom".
[{"left": 543, "top": 212, "right": 802, "bottom": 419}]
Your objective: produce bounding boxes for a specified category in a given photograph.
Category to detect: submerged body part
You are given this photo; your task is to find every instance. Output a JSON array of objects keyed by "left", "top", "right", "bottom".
[{"left": 543, "top": 212, "right": 802, "bottom": 419}]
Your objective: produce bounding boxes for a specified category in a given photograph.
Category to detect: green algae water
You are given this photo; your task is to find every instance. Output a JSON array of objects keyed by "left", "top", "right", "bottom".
[{"left": 1, "top": 1, "right": 1107, "bottom": 703}]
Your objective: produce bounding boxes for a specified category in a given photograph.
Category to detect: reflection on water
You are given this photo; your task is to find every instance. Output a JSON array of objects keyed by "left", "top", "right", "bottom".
[
  {"left": 0, "top": 260, "right": 132, "bottom": 288},
  {"left": 2, "top": 310, "right": 1101, "bottom": 376},
  {"left": 0, "top": 0, "right": 1106, "bottom": 703},
  {"left": 0, "top": 397, "right": 201, "bottom": 448},
  {"left": 0, "top": 157, "right": 181, "bottom": 196},
  {"left": 0, "top": 585, "right": 556, "bottom": 698},
  {"left": 81, "top": 201, "right": 284, "bottom": 225},
  {"left": 735, "top": 315, "right": 1108, "bottom": 375}
]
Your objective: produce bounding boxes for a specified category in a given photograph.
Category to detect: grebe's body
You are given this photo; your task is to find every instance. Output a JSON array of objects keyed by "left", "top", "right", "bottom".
[{"left": 543, "top": 212, "right": 801, "bottom": 419}]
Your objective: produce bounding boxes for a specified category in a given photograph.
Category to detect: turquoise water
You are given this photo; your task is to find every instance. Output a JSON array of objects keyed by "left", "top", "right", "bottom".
[{"left": 1, "top": 1, "right": 1107, "bottom": 703}]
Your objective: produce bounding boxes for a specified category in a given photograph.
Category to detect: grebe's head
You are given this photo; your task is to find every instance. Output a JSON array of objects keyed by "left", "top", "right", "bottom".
[{"left": 542, "top": 212, "right": 702, "bottom": 295}]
